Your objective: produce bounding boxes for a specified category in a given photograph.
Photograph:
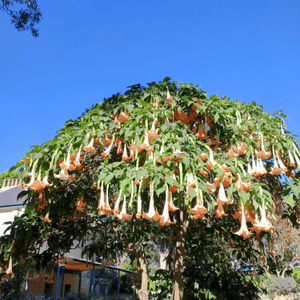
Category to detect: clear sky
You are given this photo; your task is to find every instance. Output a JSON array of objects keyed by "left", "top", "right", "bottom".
[{"left": 0, "top": 0, "right": 299, "bottom": 173}]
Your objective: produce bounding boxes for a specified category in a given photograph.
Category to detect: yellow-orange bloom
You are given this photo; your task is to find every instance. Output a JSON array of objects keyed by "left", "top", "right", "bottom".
[
  {"left": 83, "top": 138, "right": 96, "bottom": 153},
  {"left": 117, "top": 196, "right": 132, "bottom": 221},
  {"left": 143, "top": 185, "right": 160, "bottom": 221},
  {"left": 233, "top": 207, "right": 254, "bottom": 239}
]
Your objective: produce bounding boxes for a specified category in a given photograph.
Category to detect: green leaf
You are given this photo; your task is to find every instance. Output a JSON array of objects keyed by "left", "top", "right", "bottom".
[
  {"left": 285, "top": 193, "right": 295, "bottom": 208},
  {"left": 104, "top": 173, "right": 114, "bottom": 184},
  {"left": 136, "top": 169, "right": 148, "bottom": 181}
]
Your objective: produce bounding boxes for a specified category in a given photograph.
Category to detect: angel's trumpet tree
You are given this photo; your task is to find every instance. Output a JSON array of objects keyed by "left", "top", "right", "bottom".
[{"left": 11, "top": 79, "right": 300, "bottom": 300}]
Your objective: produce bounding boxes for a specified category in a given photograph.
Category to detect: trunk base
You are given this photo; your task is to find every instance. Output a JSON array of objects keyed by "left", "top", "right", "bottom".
[{"left": 138, "top": 290, "right": 149, "bottom": 300}]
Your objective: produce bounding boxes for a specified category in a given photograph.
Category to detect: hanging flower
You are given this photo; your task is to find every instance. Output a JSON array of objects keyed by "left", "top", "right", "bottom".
[
  {"left": 122, "top": 144, "right": 131, "bottom": 162},
  {"left": 103, "top": 134, "right": 113, "bottom": 147},
  {"left": 5, "top": 256, "right": 13, "bottom": 275},
  {"left": 189, "top": 189, "right": 208, "bottom": 219},
  {"left": 102, "top": 185, "right": 113, "bottom": 214},
  {"left": 73, "top": 149, "right": 84, "bottom": 170},
  {"left": 168, "top": 191, "right": 179, "bottom": 212},
  {"left": 270, "top": 151, "right": 284, "bottom": 175},
  {"left": 215, "top": 201, "right": 228, "bottom": 218},
  {"left": 206, "top": 182, "right": 216, "bottom": 194},
  {"left": 41, "top": 211, "right": 52, "bottom": 223},
  {"left": 113, "top": 190, "right": 122, "bottom": 215},
  {"left": 117, "top": 196, "right": 132, "bottom": 221},
  {"left": 76, "top": 195, "right": 86, "bottom": 211},
  {"left": 128, "top": 142, "right": 136, "bottom": 158},
  {"left": 217, "top": 183, "right": 234, "bottom": 205},
  {"left": 138, "top": 134, "right": 151, "bottom": 153},
  {"left": 235, "top": 174, "right": 252, "bottom": 192},
  {"left": 101, "top": 139, "right": 114, "bottom": 158},
  {"left": 288, "top": 149, "right": 296, "bottom": 167},
  {"left": 174, "top": 108, "right": 189, "bottom": 124},
  {"left": 159, "top": 188, "right": 174, "bottom": 227},
  {"left": 98, "top": 182, "right": 105, "bottom": 212},
  {"left": 54, "top": 168, "right": 74, "bottom": 181},
  {"left": 195, "top": 124, "right": 209, "bottom": 140},
  {"left": 251, "top": 204, "right": 275, "bottom": 233},
  {"left": 233, "top": 204, "right": 254, "bottom": 239},
  {"left": 256, "top": 137, "right": 271, "bottom": 159},
  {"left": 136, "top": 194, "right": 143, "bottom": 219},
  {"left": 198, "top": 152, "right": 208, "bottom": 162},
  {"left": 228, "top": 148, "right": 239, "bottom": 158},
  {"left": 165, "top": 91, "right": 173, "bottom": 104},
  {"left": 117, "top": 141, "right": 123, "bottom": 154},
  {"left": 83, "top": 138, "right": 96, "bottom": 153},
  {"left": 207, "top": 149, "right": 217, "bottom": 171},
  {"left": 234, "top": 144, "right": 248, "bottom": 156},
  {"left": 143, "top": 184, "right": 160, "bottom": 221},
  {"left": 145, "top": 121, "right": 161, "bottom": 141},
  {"left": 119, "top": 111, "right": 131, "bottom": 123},
  {"left": 187, "top": 172, "right": 195, "bottom": 188}
]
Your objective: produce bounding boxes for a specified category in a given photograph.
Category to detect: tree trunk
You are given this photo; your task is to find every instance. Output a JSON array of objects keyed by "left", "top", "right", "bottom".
[
  {"left": 137, "top": 255, "right": 149, "bottom": 300},
  {"left": 281, "top": 267, "right": 288, "bottom": 278},
  {"left": 132, "top": 248, "right": 149, "bottom": 300},
  {"left": 172, "top": 202, "right": 189, "bottom": 300}
]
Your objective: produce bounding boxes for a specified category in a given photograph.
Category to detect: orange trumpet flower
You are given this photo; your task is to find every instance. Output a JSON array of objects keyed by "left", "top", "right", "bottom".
[
  {"left": 234, "top": 144, "right": 248, "bottom": 156},
  {"left": 195, "top": 125, "right": 209, "bottom": 140},
  {"left": 83, "top": 138, "right": 96, "bottom": 153},
  {"left": 189, "top": 189, "right": 208, "bottom": 219},
  {"left": 143, "top": 184, "right": 160, "bottom": 221},
  {"left": 256, "top": 138, "right": 271, "bottom": 160},
  {"left": 233, "top": 206, "right": 254, "bottom": 239},
  {"left": 145, "top": 121, "right": 161, "bottom": 141},
  {"left": 168, "top": 191, "right": 179, "bottom": 212},
  {"left": 136, "top": 194, "right": 143, "bottom": 219},
  {"left": 41, "top": 211, "right": 52, "bottom": 223},
  {"left": 117, "top": 196, "right": 132, "bottom": 221},
  {"left": 119, "top": 111, "right": 131, "bottom": 123},
  {"left": 122, "top": 144, "right": 131, "bottom": 162},
  {"left": 159, "top": 189, "right": 174, "bottom": 227},
  {"left": 217, "top": 183, "right": 234, "bottom": 205},
  {"left": 101, "top": 140, "right": 115, "bottom": 158},
  {"left": 5, "top": 256, "right": 13, "bottom": 275},
  {"left": 113, "top": 190, "right": 122, "bottom": 215}
]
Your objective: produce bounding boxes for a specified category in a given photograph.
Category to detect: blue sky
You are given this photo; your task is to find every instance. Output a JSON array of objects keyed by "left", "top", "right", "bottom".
[{"left": 0, "top": 0, "right": 299, "bottom": 173}]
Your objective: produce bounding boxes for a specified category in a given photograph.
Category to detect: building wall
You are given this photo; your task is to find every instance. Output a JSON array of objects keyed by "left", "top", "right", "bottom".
[
  {"left": 61, "top": 272, "right": 80, "bottom": 296},
  {"left": 0, "top": 207, "right": 25, "bottom": 235}
]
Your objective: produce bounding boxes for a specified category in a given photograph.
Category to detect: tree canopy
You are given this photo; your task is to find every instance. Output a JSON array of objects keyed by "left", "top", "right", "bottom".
[
  {"left": 1, "top": 78, "right": 300, "bottom": 300},
  {"left": 1, "top": 0, "right": 41, "bottom": 37}
]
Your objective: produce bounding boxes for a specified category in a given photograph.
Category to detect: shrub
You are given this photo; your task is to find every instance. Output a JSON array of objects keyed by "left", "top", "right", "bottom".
[
  {"left": 292, "top": 268, "right": 300, "bottom": 285},
  {"left": 265, "top": 276, "right": 298, "bottom": 296}
]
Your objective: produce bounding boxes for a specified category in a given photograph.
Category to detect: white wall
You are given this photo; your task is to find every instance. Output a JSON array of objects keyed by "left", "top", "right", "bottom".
[{"left": 0, "top": 207, "right": 25, "bottom": 236}]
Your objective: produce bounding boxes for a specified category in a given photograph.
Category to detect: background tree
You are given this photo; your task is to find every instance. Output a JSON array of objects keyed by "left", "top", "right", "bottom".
[
  {"left": 258, "top": 217, "right": 300, "bottom": 278},
  {"left": 0, "top": 0, "right": 41, "bottom": 37},
  {"left": 0, "top": 169, "right": 22, "bottom": 188}
]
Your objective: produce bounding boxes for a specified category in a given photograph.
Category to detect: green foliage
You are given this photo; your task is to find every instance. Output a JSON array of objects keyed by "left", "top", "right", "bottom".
[
  {"left": 0, "top": 0, "right": 42, "bottom": 37},
  {"left": 0, "top": 169, "right": 22, "bottom": 187},
  {"left": 293, "top": 267, "right": 300, "bottom": 284},
  {"left": 149, "top": 269, "right": 172, "bottom": 300}
]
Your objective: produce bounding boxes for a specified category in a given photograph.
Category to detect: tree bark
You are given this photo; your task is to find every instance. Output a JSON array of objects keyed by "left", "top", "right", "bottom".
[
  {"left": 172, "top": 201, "right": 189, "bottom": 300},
  {"left": 137, "top": 255, "right": 149, "bottom": 300},
  {"left": 281, "top": 267, "right": 288, "bottom": 278},
  {"left": 132, "top": 248, "right": 149, "bottom": 300}
]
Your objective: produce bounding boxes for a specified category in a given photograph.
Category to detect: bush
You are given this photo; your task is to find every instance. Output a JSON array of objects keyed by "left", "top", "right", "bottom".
[
  {"left": 292, "top": 268, "right": 300, "bottom": 285},
  {"left": 265, "top": 276, "right": 298, "bottom": 296}
]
